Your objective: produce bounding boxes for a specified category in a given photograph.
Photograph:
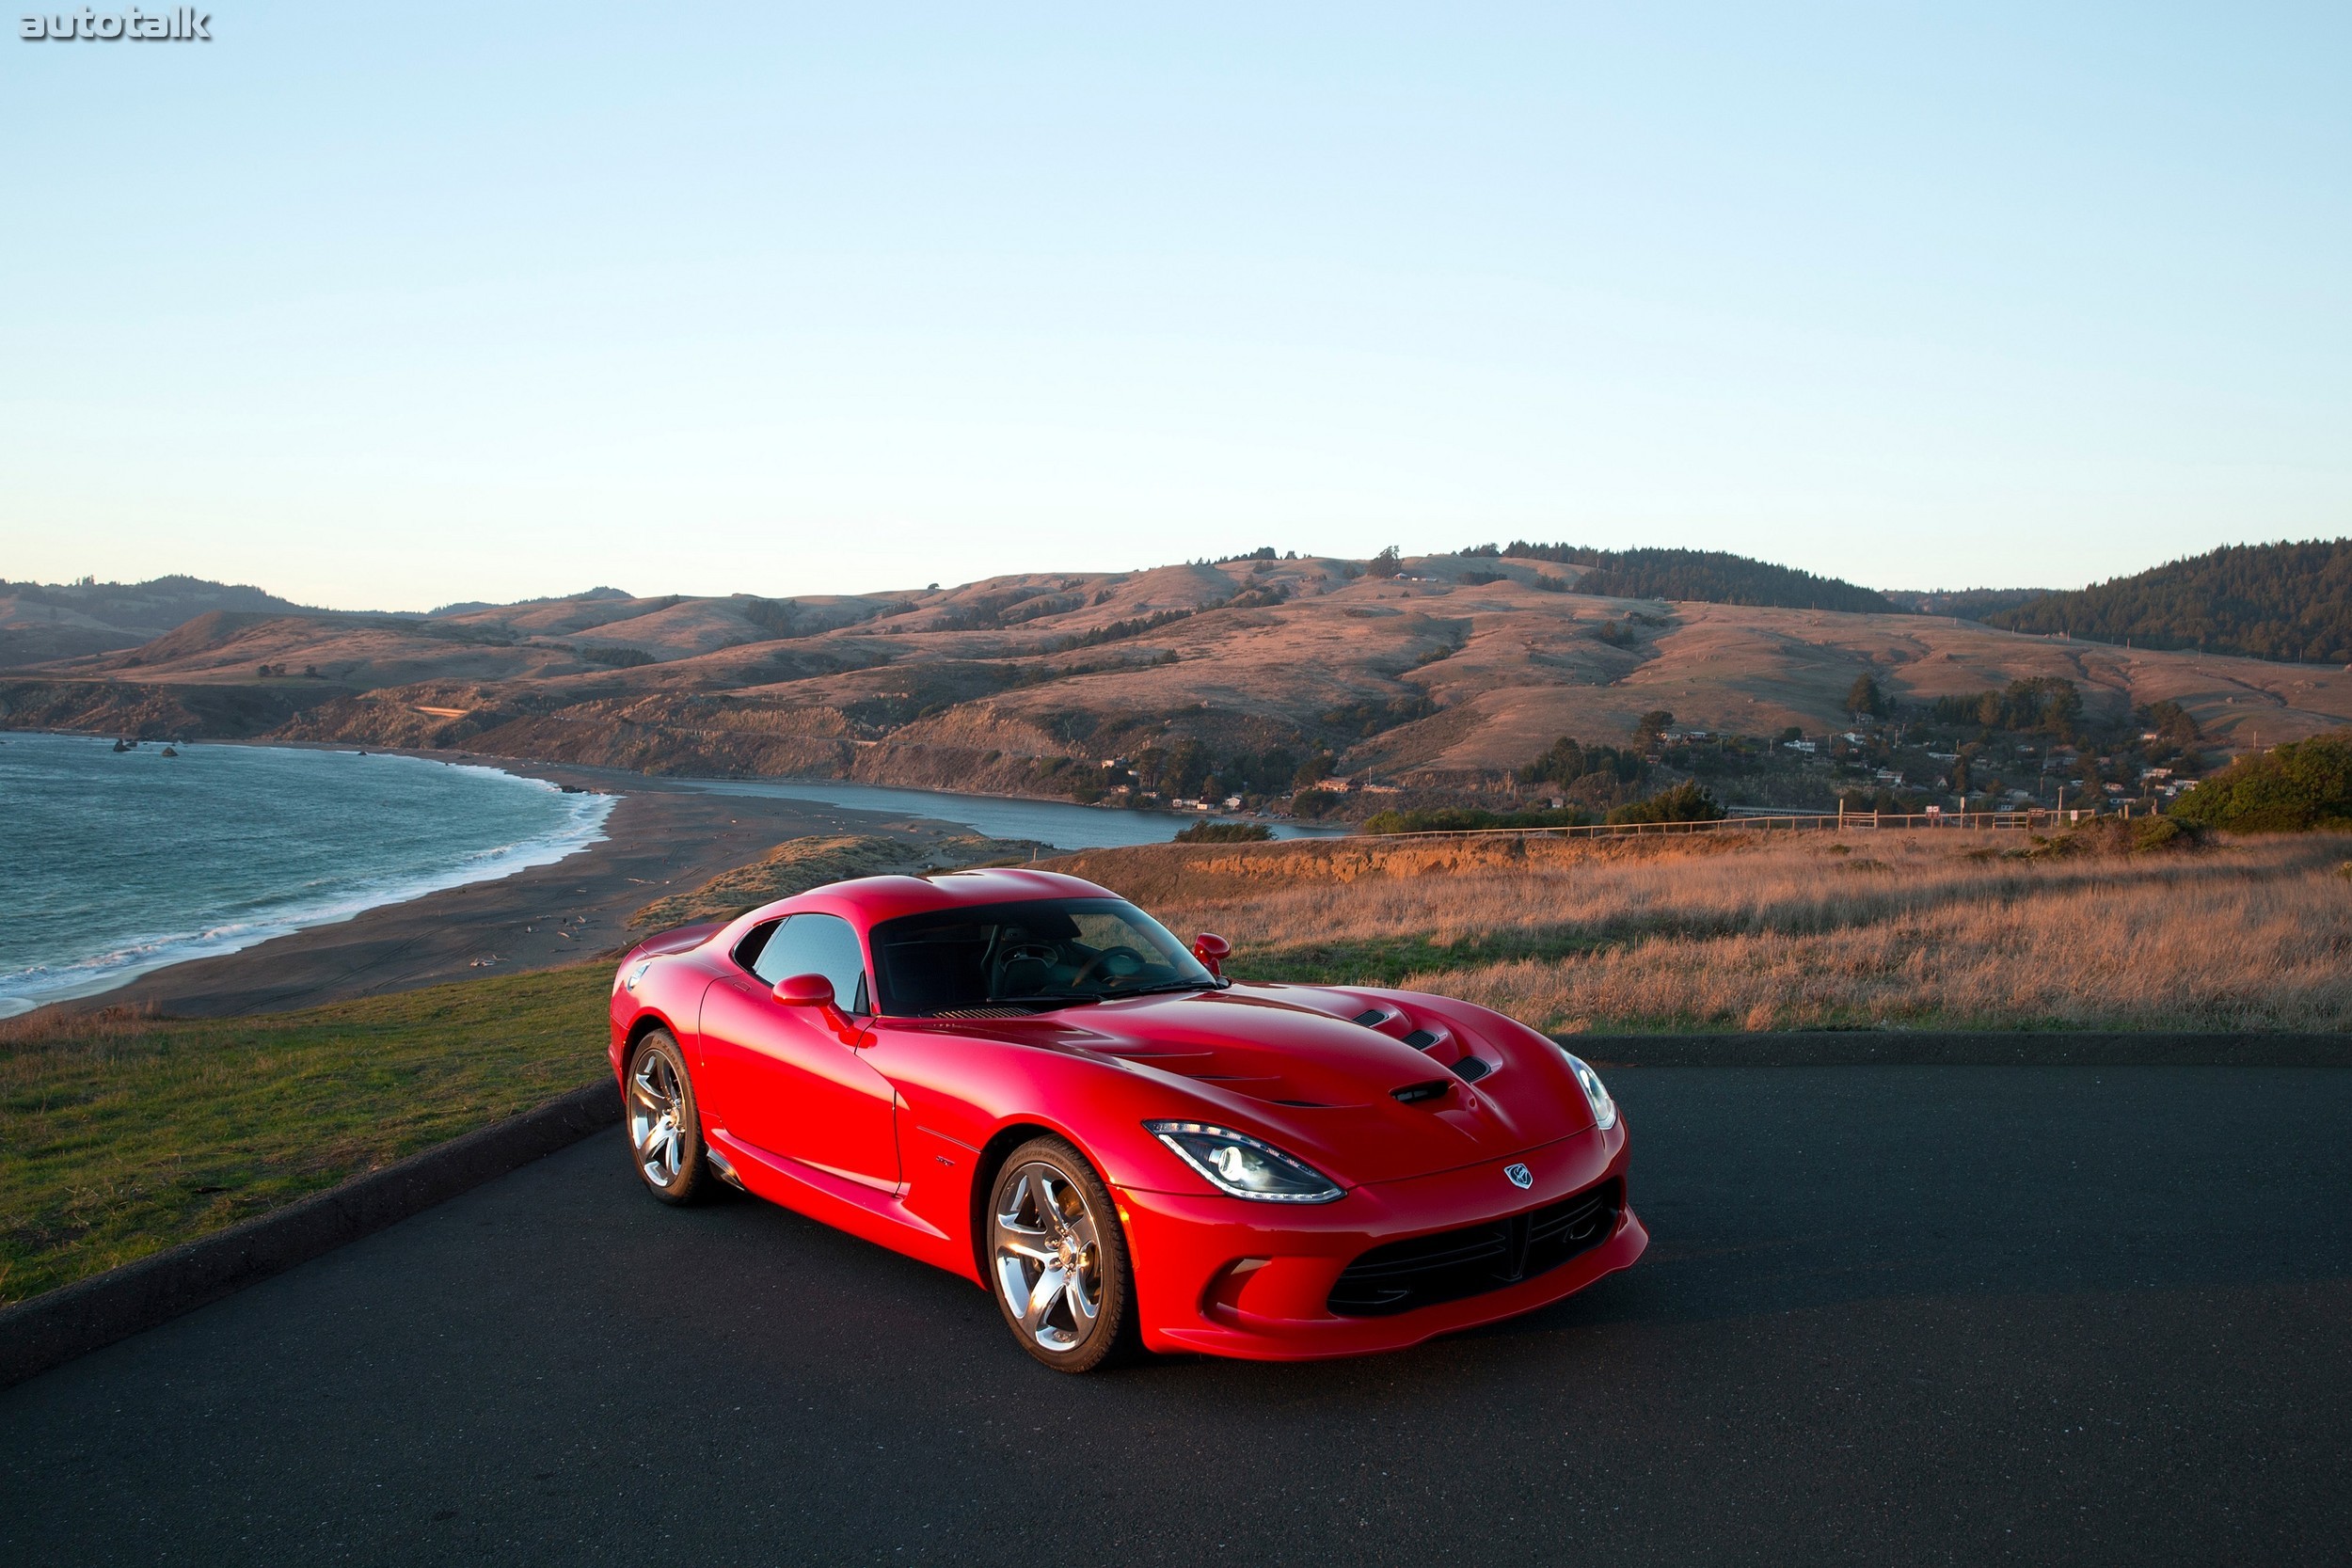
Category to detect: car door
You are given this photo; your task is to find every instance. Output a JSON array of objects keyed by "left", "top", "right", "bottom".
[{"left": 696, "top": 912, "right": 900, "bottom": 1191}]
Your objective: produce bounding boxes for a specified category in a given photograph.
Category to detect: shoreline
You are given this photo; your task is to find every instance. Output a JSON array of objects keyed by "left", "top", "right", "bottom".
[
  {"left": 7, "top": 721, "right": 1334, "bottom": 830},
  {"left": 1, "top": 740, "right": 618, "bottom": 1020},
  {"left": 11, "top": 743, "right": 1021, "bottom": 1023}
]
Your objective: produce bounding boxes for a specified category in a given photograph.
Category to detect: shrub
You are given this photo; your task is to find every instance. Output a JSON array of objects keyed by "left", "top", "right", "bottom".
[
  {"left": 1362, "top": 806, "right": 1589, "bottom": 834},
  {"left": 576, "top": 643, "right": 656, "bottom": 669},
  {"left": 2169, "top": 732, "right": 2352, "bottom": 833},
  {"left": 1172, "top": 821, "right": 1273, "bottom": 843},
  {"left": 1604, "top": 781, "right": 1727, "bottom": 826},
  {"left": 2130, "top": 816, "right": 2195, "bottom": 852}
]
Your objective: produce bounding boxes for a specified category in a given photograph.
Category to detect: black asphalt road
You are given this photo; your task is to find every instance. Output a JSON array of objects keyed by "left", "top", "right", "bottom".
[{"left": 5, "top": 1066, "right": 2348, "bottom": 1566}]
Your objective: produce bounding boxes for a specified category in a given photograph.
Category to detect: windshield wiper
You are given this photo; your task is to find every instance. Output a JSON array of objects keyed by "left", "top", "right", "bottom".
[{"left": 1096, "top": 979, "right": 1219, "bottom": 1000}]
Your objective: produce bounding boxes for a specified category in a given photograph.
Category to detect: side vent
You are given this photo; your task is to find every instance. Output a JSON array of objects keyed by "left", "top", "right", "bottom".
[
  {"left": 1450, "top": 1056, "right": 1493, "bottom": 1084},
  {"left": 1403, "top": 1028, "right": 1438, "bottom": 1050},
  {"left": 1391, "top": 1079, "right": 1453, "bottom": 1104},
  {"left": 1353, "top": 1009, "right": 1389, "bottom": 1028}
]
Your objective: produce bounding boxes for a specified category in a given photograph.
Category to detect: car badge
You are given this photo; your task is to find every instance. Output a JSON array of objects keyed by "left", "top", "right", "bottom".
[{"left": 1504, "top": 1163, "right": 1534, "bottom": 1190}]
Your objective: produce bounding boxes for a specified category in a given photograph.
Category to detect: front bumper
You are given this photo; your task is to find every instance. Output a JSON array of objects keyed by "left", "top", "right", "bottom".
[{"left": 1116, "top": 1121, "right": 1644, "bottom": 1360}]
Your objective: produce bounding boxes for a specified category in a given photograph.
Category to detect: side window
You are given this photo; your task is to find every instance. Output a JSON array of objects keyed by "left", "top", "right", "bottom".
[
  {"left": 734, "top": 919, "right": 781, "bottom": 974},
  {"left": 752, "top": 913, "right": 870, "bottom": 1015}
]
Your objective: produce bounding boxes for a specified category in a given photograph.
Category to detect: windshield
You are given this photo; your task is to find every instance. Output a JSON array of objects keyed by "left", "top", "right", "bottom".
[{"left": 868, "top": 897, "right": 1218, "bottom": 1016}]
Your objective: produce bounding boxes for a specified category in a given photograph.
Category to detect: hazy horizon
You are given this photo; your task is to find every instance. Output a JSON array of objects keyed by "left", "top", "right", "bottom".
[{"left": 7, "top": 4, "right": 2346, "bottom": 612}]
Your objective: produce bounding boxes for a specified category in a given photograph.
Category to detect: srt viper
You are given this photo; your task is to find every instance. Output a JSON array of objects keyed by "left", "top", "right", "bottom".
[{"left": 611, "top": 867, "right": 1643, "bottom": 1370}]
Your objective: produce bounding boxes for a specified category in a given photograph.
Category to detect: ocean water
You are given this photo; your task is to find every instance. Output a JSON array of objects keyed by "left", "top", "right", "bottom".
[{"left": 0, "top": 734, "right": 614, "bottom": 1017}]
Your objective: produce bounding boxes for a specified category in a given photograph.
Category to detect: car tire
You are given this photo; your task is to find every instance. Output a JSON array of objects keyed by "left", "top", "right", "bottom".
[
  {"left": 624, "top": 1030, "right": 716, "bottom": 1206},
  {"left": 987, "top": 1136, "right": 1139, "bottom": 1373}
]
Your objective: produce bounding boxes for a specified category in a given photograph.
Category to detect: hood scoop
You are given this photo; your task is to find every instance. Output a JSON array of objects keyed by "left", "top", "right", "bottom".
[{"left": 1391, "top": 1078, "right": 1454, "bottom": 1105}]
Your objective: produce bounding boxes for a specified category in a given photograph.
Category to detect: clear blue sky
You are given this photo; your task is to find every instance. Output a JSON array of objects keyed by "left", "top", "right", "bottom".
[{"left": 4, "top": 3, "right": 2346, "bottom": 610}]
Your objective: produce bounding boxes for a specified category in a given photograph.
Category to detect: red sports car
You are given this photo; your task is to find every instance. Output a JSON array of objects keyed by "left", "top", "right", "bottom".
[{"left": 608, "top": 866, "right": 1645, "bottom": 1370}]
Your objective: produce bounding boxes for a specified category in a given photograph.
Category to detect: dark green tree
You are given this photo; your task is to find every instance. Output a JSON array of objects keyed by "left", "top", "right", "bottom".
[
  {"left": 1985, "top": 539, "right": 2352, "bottom": 664},
  {"left": 1605, "top": 782, "right": 1726, "bottom": 825},
  {"left": 1500, "top": 543, "right": 1899, "bottom": 613},
  {"left": 2169, "top": 732, "right": 2352, "bottom": 832}
]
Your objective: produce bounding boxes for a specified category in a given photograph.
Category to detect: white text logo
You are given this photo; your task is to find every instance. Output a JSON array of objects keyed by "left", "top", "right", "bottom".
[{"left": 21, "top": 8, "right": 211, "bottom": 40}]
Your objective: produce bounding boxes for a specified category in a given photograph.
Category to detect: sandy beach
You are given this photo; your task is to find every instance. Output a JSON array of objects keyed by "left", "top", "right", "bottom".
[{"left": 33, "top": 755, "right": 997, "bottom": 1021}]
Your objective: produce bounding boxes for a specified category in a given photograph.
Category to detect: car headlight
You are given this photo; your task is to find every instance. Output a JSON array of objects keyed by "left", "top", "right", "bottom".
[
  {"left": 1564, "top": 1053, "right": 1617, "bottom": 1132},
  {"left": 1146, "top": 1121, "right": 1343, "bottom": 1203}
]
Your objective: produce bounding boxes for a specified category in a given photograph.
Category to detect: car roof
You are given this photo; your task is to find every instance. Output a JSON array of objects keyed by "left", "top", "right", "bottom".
[{"left": 741, "top": 866, "right": 1120, "bottom": 933}]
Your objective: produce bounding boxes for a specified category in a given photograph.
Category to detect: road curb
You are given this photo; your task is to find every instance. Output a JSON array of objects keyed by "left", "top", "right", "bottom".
[
  {"left": 0, "top": 1079, "right": 620, "bottom": 1391},
  {"left": 1567, "top": 1030, "right": 2352, "bottom": 1069}
]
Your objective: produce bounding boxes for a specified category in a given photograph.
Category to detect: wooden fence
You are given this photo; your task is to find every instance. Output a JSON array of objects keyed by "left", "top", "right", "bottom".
[{"left": 1348, "top": 807, "right": 2105, "bottom": 844}]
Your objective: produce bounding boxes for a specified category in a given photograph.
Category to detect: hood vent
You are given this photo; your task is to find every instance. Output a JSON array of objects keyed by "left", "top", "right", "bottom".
[
  {"left": 1403, "top": 1028, "right": 1438, "bottom": 1050},
  {"left": 1353, "top": 1008, "right": 1390, "bottom": 1028},
  {"left": 1391, "top": 1079, "right": 1453, "bottom": 1104},
  {"left": 1450, "top": 1055, "right": 1492, "bottom": 1083}
]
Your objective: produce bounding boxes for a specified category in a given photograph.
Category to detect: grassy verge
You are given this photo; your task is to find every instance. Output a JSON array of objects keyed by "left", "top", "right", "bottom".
[
  {"left": 0, "top": 964, "right": 612, "bottom": 1308},
  {"left": 1090, "top": 828, "right": 2352, "bottom": 1034}
]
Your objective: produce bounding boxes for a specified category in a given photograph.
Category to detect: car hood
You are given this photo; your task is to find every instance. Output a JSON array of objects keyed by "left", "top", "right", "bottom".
[{"left": 1025, "top": 986, "right": 1593, "bottom": 1186}]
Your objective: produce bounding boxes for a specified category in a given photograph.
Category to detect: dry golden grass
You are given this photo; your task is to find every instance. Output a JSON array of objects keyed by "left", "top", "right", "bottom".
[{"left": 1050, "top": 830, "right": 2352, "bottom": 1032}]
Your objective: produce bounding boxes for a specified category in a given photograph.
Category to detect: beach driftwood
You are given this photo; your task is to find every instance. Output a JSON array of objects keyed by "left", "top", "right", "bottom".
[{"left": 0, "top": 1080, "right": 620, "bottom": 1389}]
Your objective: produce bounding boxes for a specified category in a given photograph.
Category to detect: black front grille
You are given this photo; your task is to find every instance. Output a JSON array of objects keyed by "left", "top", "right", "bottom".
[{"left": 1327, "top": 1179, "right": 1622, "bottom": 1317}]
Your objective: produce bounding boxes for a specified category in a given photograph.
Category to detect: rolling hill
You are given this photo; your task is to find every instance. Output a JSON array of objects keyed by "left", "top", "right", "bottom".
[
  {"left": 0, "top": 576, "right": 317, "bottom": 665},
  {"left": 7, "top": 550, "right": 2349, "bottom": 817}
]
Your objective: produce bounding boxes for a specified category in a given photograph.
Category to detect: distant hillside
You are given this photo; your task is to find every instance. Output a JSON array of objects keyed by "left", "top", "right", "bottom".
[
  {"left": 1491, "top": 544, "right": 1898, "bottom": 614},
  {"left": 1984, "top": 540, "right": 2352, "bottom": 665},
  {"left": 0, "top": 575, "right": 318, "bottom": 666},
  {"left": 1883, "top": 587, "right": 2051, "bottom": 620},
  {"left": 427, "top": 587, "right": 632, "bottom": 617},
  {"left": 14, "top": 549, "right": 2352, "bottom": 809}
]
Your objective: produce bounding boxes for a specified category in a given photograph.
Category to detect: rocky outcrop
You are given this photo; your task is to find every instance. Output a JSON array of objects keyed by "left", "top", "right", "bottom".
[{"left": 0, "top": 679, "right": 340, "bottom": 739}]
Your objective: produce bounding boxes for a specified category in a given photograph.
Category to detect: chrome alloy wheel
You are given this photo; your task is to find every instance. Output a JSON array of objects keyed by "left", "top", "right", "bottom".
[
  {"left": 628, "top": 1049, "right": 688, "bottom": 1187},
  {"left": 991, "top": 1161, "right": 1104, "bottom": 1354}
]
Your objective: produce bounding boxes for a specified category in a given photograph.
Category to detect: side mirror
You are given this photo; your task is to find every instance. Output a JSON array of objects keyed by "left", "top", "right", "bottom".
[
  {"left": 773, "top": 973, "right": 860, "bottom": 1041},
  {"left": 772, "top": 974, "right": 834, "bottom": 1009},
  {"left": 1192, "top": 932, "right": 1231, "bottom": 978}
]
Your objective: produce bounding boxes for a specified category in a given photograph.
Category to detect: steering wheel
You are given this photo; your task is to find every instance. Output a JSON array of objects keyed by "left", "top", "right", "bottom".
[{"left": 1069, "top": 945, "right": 1148, "bottom": 989}]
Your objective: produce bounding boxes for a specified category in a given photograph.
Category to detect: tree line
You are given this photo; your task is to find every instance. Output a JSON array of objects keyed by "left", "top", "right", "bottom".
[
  {"left": 1984, "top": 539, "right": 2352, "bottom": 665},
  {"left": 1470, "top": 544, "right": 1898, "bottom": 614}
]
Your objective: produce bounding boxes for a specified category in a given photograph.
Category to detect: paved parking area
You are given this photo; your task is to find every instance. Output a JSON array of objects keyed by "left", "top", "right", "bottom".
[{"left": 4, "top": 1065, "right": 2347, "bottom": 1565}]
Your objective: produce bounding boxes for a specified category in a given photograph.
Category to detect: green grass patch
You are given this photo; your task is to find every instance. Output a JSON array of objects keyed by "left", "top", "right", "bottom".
[{"left": 0, "top": 964, "right": 613, "bottom": 1308}]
